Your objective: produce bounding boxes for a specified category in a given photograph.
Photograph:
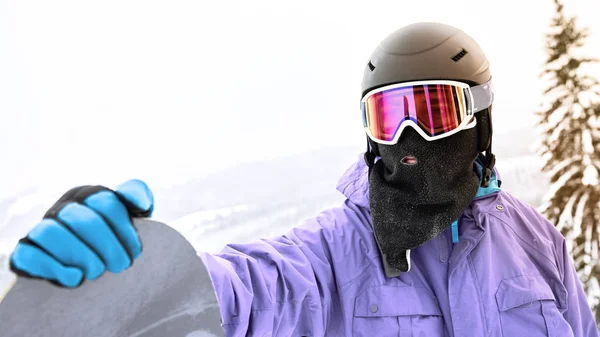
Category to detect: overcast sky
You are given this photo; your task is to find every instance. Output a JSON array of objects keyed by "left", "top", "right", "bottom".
[{"left": 1, "top": 0, "right": 599, "bottom": 199}]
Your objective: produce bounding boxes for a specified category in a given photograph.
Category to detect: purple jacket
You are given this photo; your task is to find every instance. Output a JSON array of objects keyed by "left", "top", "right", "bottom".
[{"left": 200, "top": 156, "right": 599, "bottom": 336}]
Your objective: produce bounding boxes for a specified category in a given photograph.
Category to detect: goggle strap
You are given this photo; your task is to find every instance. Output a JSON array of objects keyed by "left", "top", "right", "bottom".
[
  {"left": 364, "top": 135, "right": 377, "bottom": 169},
  {"left": 470, "top": 80, "right": 494, "bottom": 114},
  {"left": 481, "top": 141, "right": 496, "bottom": 188}
]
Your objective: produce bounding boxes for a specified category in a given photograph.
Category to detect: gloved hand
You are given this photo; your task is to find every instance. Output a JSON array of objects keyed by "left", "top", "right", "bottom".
[{"left": 9, "top": 179, "right": 154, "bottom": 288}]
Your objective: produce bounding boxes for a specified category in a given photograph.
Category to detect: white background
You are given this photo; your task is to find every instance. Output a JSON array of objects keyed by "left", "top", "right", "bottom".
[{"left": 1, "top": 0, "right": 599, "bottom": 198}]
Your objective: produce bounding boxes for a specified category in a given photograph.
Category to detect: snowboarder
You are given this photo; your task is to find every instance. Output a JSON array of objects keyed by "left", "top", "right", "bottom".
[{"left": 9, "top": 22, "right": 600, "bottom": 336}]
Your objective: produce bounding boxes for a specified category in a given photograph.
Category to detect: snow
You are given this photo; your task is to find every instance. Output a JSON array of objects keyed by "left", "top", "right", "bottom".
[
  {"left": 584, "top": 211, "right": 593, "bottom": 255},
  {"left": 589, "top": 279, "right": 600, "bottom": 311},
  {"left": 589, "top": 115, "right": 600, "bottom": 129},
  {"left": 0, "top": 190, "right": 50, "bottom": 228},
  {"left": 168, "top": 204, "right": 252, "bottom": 236},
  {"left": 572, "top": 103, "right": 585, "bottom": 119},
  {"left": 548, "top": 116, "right": 571, "bottom": 146},
  {"left": 558, "top": 189, "right": 581, "bottom": 232},
  {"left": 582, "top": 128, "right": 595, "bottom": 154},
  {"left": 546, "top": 103, "right": 570, "bottom": 133},
  {"left": 580, "top": 129, "right": 599, "bottom": 186},
  {"left": 584, "top": 264, "right": 593, "bottom": 281},
  {"left": 574, "top": 244, "right": 586, "bottom": 266},
  {"left": 543, "top": 165, "right": 579, "bottom": 203},
  {"left": 491, "top": 155, "right": 547, "bottom": 206},
  {"left": 548, "top": 156, "right": 580, "bottom": 180},
  {"left": 597, "top": 200, "right": 600, "bottom": 252},
  {"left": 577, "top": 90, "right": 600, "bottom": 109},
  {"left": 540, "top": 151, "right": 554, "bottom": 170},
  {"left": 531, "top": 134, "right": 545, "bottom": 157},
  {"left": 582, "top": 165, "right": 599, "bottom": 186},
  {"left": 573, "top": 192, "right": 589, "bottom": 239},
  {"left": 170, "top": 202, "right": 331, "bottom": 254}
]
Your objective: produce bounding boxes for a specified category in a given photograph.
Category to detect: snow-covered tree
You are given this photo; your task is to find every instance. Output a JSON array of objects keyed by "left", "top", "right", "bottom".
[{"left": 537, "top": 0, "right": 600, "bottom": 322}]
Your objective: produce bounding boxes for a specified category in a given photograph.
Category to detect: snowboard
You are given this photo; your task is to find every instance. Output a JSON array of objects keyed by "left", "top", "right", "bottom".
[{"left": 0, "top": 219, "right": 225, "bottom": 337}]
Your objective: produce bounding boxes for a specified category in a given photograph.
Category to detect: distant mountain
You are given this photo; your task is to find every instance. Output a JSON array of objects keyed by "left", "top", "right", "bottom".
[
  {"left": 151, "top": 145, "right": 359, "bottom": 223},
  {"left": 493, "top": 127, "right": 540, "bottom": 159}
]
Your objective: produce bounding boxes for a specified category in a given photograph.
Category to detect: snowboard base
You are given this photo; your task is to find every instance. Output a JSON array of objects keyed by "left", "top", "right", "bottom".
[{"left": 0, "top": 219, "right": 225, "bottom": 337}]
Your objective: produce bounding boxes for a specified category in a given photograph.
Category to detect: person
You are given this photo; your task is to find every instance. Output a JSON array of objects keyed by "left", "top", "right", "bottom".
[{"left": 9, "top": 22, "right": 599, "bottom": 336}]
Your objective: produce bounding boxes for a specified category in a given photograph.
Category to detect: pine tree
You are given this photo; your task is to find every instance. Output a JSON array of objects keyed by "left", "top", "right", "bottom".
[{"left": 537, "top": 0, "right": 600, "bottom": 322}]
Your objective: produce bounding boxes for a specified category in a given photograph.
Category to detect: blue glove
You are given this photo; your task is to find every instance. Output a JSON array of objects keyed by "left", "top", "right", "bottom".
[{"left": 9, "top": 179, "right": 154, "bottom": 288}]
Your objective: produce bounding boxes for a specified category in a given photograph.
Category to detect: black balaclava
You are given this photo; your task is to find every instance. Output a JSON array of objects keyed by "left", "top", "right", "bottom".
[{"left": 368, "top": 125, "right": 480, "bottom": 275}]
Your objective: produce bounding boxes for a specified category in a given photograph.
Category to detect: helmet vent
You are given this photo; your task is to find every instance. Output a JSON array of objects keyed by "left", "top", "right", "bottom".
[
  {"left": 368, "top": 61, "right": 376, "bottom": 71},
  {"left": 451, "top": 49, "right": 468, "bottom": 62}
]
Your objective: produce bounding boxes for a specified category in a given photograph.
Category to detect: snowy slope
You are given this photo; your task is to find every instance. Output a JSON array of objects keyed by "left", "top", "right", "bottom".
[{"left": 0, "top": 128, "right": 548, "bottom": 292}]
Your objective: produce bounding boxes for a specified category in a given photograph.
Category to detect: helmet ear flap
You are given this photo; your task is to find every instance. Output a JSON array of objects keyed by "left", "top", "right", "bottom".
[{"left": 476, "top": 106, "right": 493, "bottom": 152}]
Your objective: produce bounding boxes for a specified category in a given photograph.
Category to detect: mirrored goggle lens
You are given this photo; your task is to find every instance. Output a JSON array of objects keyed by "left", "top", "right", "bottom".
[{"left": 362, "top": 83, "right": 468, "bottom": 142}]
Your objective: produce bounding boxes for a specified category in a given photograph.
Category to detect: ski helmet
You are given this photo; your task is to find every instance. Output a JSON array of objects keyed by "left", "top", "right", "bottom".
[{"left": 361, "top": 22, "right": 495, "bottom": 187}]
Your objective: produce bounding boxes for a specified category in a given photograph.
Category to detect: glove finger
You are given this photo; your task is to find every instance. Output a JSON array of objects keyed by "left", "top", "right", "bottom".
[
  {"left": 44, "top": 185, "right": 112, "bottom": 219},
  {"left": 10, "top": 243, "right": 84, "bottom": 288},
  {"left": 57, "top": 202, "right": 131, "bottom": 273},
  {"left": 27, "top": 218, "right": 106, "bottom": 280},
  {"left": 115, "top": 179, "right": 154, "bottom": 217},
  {"left": 84, "top": 191, "right": 142, "bottom": 259}
]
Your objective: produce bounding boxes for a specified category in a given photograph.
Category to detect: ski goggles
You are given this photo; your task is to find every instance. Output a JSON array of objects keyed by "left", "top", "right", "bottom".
[{"left": 361, "top": 79, "right": 494, "bottom": 145}]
